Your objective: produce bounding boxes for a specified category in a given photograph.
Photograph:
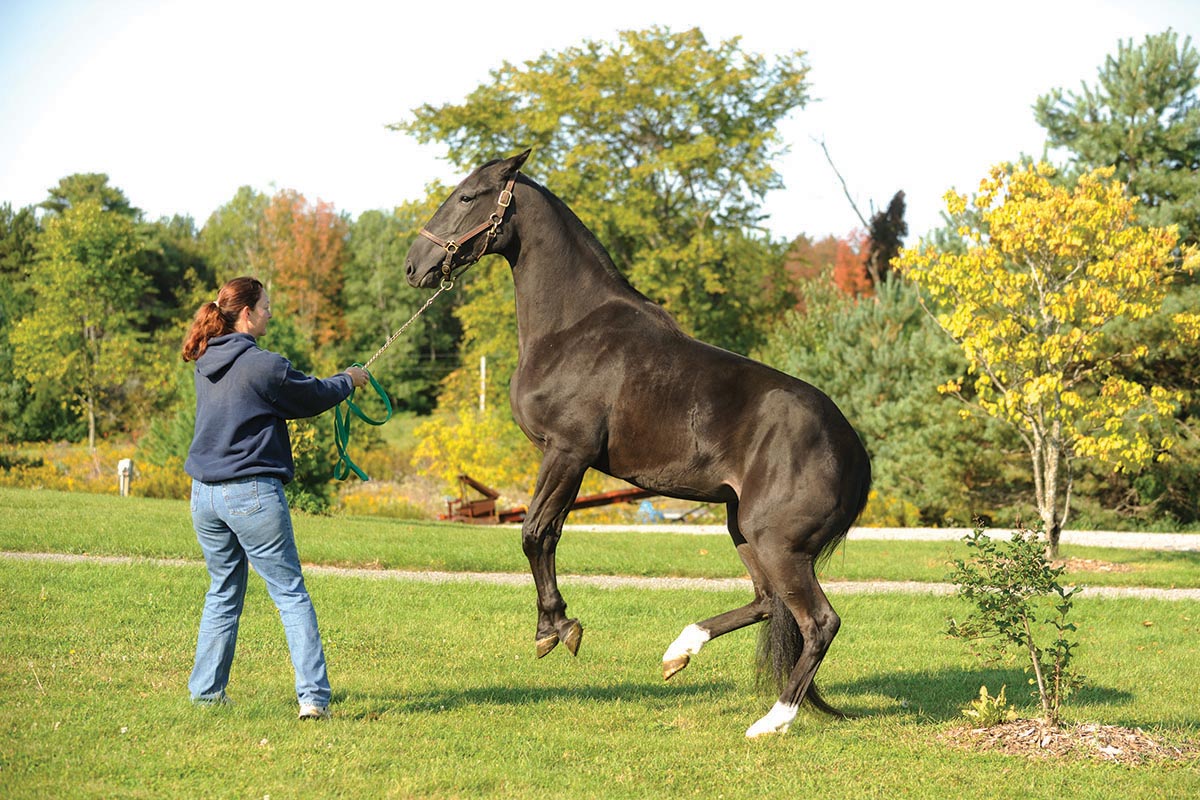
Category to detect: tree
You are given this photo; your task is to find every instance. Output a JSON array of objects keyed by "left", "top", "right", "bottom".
[
  {"left": 11, "top": 199, "right": 148, "bottom": 451},
  {"left": 815, "top": 139, "right": 907, "bottom": 289},
  {"left": 865, "top": 190, "right": 907, "bottom": 286},
  {"left": 395, "top": 27, "right": 809, "bottom": 493},
  {"left": 831, "top": 229, "right": 873, "bottom": 297},
  {"left": 1034, "top": 30, "right": 1200, "bottom": 528},
  {"left": 1034, "top": 29, "right": 1200, "bottom": 244},
  {"left": 781, "top": 233, "right": 839, "bottom": 288},
  {"left": 39, "top": 173, "right": 138, "bottom": 219},
  {"left": 199, "top": 186, "right": 270, "bottom": 282},
  {"left": 136, "top": 215, "right": 214, "bottom": 331},
  {"left": 895, "top": 162, "right": 1200, "bottom": 555},
  {"left": 0, "top": 203, "right": 45, "bottom": 442},
  {"left": 948, "top": 525, "right": 1083, "bottom": 724},
  {"left": 394, "top": 25, "right": 806, "bottom": 355},
  {"left": 260, "top": 190, "right": 349, "bottom": 357}
]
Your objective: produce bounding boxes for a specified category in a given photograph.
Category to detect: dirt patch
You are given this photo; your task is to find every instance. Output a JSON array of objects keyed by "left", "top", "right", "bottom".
[
  {"left": 1051, "top": 557, "right": 1135, "bottom": 573},
  {"left": 942, "top": 719, "right": 1198, "bottom": 766}
]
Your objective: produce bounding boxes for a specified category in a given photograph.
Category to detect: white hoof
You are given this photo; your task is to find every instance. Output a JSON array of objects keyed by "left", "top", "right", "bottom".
[
  {"left": 746, "top": 701, "right": 798, "bottom": 738},
  {"left": 662, "top": 624, "right": 710, "bottom": 667}
]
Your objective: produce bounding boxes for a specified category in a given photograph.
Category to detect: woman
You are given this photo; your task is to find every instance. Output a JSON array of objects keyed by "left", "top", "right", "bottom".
[{"left": 181, "top": 276, "right": 368, "bottom": 720}]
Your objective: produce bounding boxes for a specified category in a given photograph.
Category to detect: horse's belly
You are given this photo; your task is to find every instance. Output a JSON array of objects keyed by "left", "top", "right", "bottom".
[{"left": 603, "top": 432, "right": 736, "bottom": 503}]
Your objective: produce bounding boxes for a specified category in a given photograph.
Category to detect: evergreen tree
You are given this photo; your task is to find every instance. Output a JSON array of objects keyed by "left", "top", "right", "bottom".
[
  {"left": 0, "top": 204, "right": 48, "bottom": 442},
  {"left": 1034, "top": 29, "right": 1200, "bottom": 244},
  {"left": 39, "top": 173, "right": 139, "bottom": 219},
  {"left": 755, "top": 276, "right": 1012, "bottom": 525},
  {"left": 865, "top": 190, "right": 907, "bottom": 286},
  {"left": 1035, "top": 30, "right": 1200, "bottom": 528}
]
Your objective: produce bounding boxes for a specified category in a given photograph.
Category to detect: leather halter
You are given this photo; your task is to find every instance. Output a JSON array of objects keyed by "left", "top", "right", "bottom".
[{"left": 418, "top": 176, "right": 517, "bottom": 288}]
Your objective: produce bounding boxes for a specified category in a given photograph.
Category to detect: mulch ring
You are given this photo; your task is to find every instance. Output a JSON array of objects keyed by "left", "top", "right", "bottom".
[{"left": 942, "top": 719, "right": 1199, "bottom": 766}]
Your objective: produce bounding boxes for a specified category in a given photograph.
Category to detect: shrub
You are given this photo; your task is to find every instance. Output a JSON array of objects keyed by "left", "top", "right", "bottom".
[
  {"left": 961, "top": 684, "right": 1018, "bottom": 727},
  {"left": 947, "top": 524, "right": 1085, "bottom": 724}
]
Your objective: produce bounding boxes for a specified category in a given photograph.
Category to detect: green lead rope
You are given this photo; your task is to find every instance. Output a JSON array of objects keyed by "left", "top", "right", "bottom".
[{"left": 333, "top": 363, "right": 392, "bottom": 481}]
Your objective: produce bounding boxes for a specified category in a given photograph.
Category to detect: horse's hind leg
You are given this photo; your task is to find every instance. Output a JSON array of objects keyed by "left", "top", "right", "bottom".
[
  {"left": 745, "top": 555, "right": 841, "bottom": 738},
  {"left": 663, "top": 501, "right": 772, "bottom": 679},
  {"left": 521, "top": 449, "right": 589, "bottom": 658}
]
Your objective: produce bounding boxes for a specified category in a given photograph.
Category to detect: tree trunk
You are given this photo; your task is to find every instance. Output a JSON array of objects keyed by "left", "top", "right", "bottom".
[
  {"left": 87, "top": 394, "right": 97, "bottom": 454},
  {"left": 1030, "top": 426, "right": 1065, "bottom": 559}
]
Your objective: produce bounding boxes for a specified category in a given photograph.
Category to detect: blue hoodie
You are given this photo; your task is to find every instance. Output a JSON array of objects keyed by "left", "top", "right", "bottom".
[{"left": 185, "top": 333, "right": 354, "bottom": 484}]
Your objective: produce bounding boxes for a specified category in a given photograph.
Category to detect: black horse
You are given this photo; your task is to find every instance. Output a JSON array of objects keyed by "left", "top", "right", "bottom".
[{"left": 405, "top": 150, "right": 871, "bottom": 737}]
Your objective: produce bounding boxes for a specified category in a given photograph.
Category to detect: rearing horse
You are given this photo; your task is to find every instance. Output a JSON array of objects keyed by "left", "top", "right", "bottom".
[{"left": 405, "top": 150, "right": 871, "bottom": 737}]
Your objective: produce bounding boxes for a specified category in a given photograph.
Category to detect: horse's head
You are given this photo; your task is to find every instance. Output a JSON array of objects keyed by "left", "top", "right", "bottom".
[{"left": 405, "top": 149, "right": 530, "bottom": 288}]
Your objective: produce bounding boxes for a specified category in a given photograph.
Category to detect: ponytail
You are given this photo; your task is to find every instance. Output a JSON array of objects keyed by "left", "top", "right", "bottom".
[{"left": 181, "top": 277, "right": 264, "bottom": 362}]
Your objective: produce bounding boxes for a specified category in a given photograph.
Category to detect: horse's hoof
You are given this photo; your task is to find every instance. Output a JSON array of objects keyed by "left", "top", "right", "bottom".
[
  {"left": 536, "top": 634, "right": 559, "bottom": 658},
  {"left": 745, "top": 702, "right": 798, "bottom": 738},
  {"left": 745, "top": 719, "right": 790, "bottom": 738},
  {"left": 662, "top": 655, "right": 689, "bottom": 681},
  {"left": 562, "top": 620, "right": 583, "bottom": 656}
]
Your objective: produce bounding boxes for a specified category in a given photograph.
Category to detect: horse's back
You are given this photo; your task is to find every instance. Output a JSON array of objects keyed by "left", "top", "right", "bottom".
[{"left": 541, "top": 304, "right": 870, "bottom": 515}]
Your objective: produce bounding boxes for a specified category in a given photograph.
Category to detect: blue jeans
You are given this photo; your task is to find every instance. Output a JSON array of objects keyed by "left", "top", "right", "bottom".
[{"left": 188, "top": 477, "right": 331, "bottom": 707}]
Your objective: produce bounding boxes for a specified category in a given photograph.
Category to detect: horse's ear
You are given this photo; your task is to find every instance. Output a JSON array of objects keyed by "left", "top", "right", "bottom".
[{"left": 503, "top": 148, "right": 531, "bottom": 176}]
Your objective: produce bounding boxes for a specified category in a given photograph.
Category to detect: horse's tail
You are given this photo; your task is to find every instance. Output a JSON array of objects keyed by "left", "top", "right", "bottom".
[{"left": 755, "top": 595, "right": 848, "bottom": 718}]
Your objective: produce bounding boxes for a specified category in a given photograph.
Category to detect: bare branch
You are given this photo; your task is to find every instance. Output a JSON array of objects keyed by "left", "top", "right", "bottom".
[{"left": 812, "top": 137, "right": 870, "bottom": 230}]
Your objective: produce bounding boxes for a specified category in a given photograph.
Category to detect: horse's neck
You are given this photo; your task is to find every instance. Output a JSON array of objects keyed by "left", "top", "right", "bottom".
[{"left": 508, "top": 204, "right": 636, "bottom": 339}]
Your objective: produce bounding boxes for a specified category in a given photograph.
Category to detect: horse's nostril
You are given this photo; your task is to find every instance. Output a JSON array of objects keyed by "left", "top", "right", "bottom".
[{"left": 405, "top": 261, "right": 414, "bottom": 276}]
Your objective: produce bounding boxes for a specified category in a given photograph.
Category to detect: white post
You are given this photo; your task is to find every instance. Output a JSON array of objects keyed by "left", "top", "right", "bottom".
[
  {"left": 480, "top": 356, "right": 487, "bottom": 412},
  {"left": 117, "top": 458, "right": 133, "bottom": 497}
]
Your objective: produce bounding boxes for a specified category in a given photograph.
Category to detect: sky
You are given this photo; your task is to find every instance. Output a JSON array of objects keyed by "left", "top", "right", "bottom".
[{"left": 1, "top": 0, "right": 1197, "bottom": 244}]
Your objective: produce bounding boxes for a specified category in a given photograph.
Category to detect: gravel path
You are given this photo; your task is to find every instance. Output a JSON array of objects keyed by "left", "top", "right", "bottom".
[
  {"left": 558, "top": 524, "right": 1200, "bottom": 552},
  {"left": 5, "top": 549, "right": 1198, "bottom": 601}
]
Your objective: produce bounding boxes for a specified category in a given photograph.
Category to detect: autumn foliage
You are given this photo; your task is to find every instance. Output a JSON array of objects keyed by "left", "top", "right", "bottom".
[
  {"left": 261, "top": 190, "right": 348, "bottom": 350},
  {"left": 833, "top": 229, "right": 873, "bottom": 297}
]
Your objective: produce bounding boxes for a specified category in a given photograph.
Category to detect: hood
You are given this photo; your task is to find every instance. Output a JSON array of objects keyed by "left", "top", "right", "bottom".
[{"left": 196, "top": 333, "right": 258, "bottom": 380}]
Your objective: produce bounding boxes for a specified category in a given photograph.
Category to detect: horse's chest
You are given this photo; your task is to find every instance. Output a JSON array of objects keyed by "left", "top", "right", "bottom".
[{"left": 510, "top": 348, "right": 619, "bottom": 438}]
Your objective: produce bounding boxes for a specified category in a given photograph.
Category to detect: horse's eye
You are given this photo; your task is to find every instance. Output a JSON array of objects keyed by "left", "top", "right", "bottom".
[{"left": 458, "top": 193, "right": 475, "bottom": 204}]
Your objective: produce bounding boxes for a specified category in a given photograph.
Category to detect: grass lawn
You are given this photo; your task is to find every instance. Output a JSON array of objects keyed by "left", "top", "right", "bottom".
[
  {"left": 2, "top": 487, "right": 1197, "bottom": 589},
  {"left": 1, "top": 554, "right": 1198, "bottom": 799},
  {"left": 1, "top": 486, "right": 1199, "bottom": 798}
]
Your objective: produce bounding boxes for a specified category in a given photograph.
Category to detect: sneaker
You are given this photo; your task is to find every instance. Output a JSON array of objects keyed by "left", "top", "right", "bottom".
[
  {"left": 193, "top": 691, "right": 233, "bottom": 707},
  {"left": 298, "top": 703, "right": 330, "bottom": 720}
]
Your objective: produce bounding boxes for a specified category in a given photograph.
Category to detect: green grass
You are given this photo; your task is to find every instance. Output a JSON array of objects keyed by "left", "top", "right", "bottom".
[
  {"left": 1, "top": 555, "right": 1198, "bottom": 799},
  {"left": 2, "top": 487, "right": 1198, "bottom": 589}
]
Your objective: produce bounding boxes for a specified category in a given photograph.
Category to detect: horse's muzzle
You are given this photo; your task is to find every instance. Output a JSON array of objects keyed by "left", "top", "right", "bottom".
[{"left": 404, "top": 259, "right": 425, "bottom": 287}]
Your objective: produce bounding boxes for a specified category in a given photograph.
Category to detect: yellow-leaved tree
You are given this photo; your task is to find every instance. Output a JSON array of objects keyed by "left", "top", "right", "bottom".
[{"left": 895, "top": 162, "right": 1200, "bottom": 556}]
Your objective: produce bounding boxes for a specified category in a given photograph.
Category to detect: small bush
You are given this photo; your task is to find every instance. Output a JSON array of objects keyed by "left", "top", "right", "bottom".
[
  {"left": 857, "top": 489, "right": 923, "bottom": 527},
  {"left": 962, "top": 684, "right": 1018, "bottom": 727},
  {"left": 947, "top": 524, "right": 1085, "bottom": 724}
]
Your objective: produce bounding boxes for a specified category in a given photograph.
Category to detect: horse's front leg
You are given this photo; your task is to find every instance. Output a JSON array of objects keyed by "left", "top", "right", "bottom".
[{"left": 521, "top": 450, "right": 588, "bottom": 658}]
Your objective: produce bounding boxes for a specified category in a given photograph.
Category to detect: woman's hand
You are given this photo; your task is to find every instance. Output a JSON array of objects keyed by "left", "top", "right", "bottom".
[{"left": 346, "top": 367, "right": 370, "bottom": 389}]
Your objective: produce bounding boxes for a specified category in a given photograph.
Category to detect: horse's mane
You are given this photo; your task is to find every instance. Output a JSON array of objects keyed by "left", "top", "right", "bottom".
[{"left": 520, "top": 175, "right": 650, "bottom": 301}]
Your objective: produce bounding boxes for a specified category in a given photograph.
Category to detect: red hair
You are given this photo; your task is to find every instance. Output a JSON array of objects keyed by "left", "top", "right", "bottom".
[{"left": 181, "top": 277, "right": 265, "bottom": 362}]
